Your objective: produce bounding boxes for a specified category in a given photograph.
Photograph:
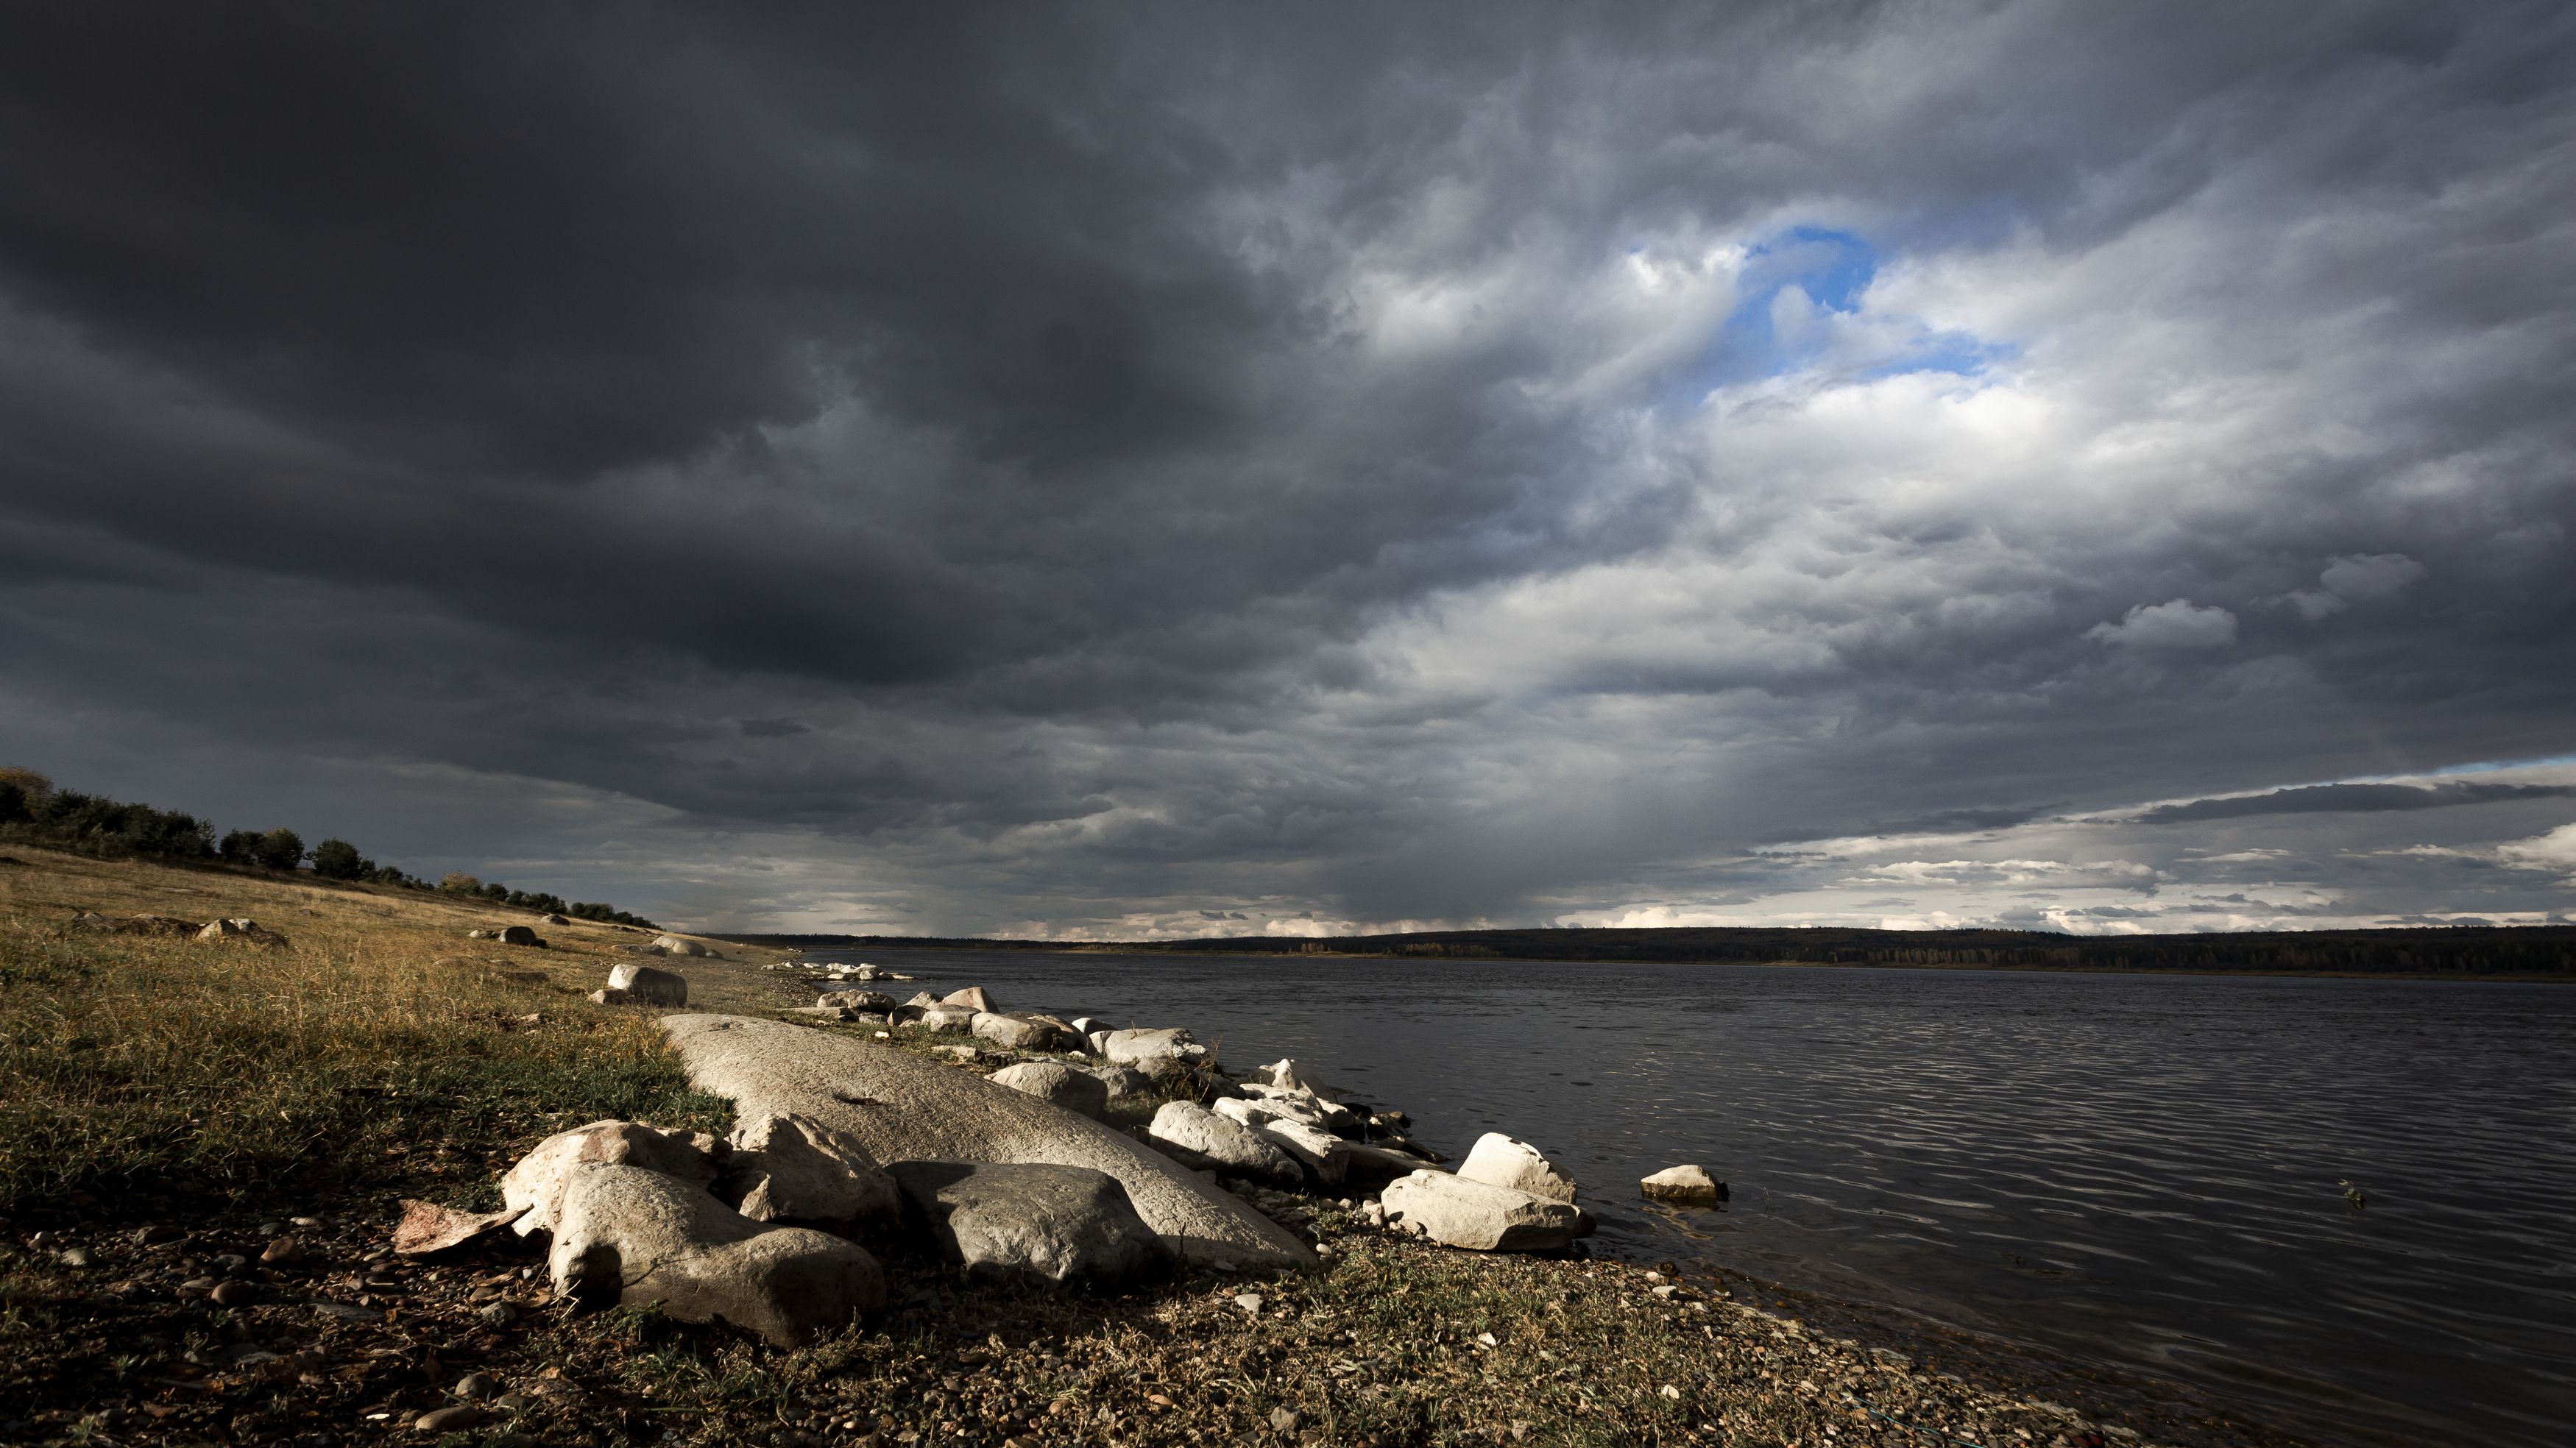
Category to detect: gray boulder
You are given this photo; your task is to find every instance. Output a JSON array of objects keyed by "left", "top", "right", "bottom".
[
  {"left": 889, "top": 1160, "right": 1172, "bottom": 1286},
  {"left": 1147, "top": 1102, "right": 1302, "bottom": 1188},
  {"left": 659, "top": 1015, "right": 1312, "bottom": 1271},
  {"left": 654, "top": 934, "right": 712, "bottom": 958},
  {"left": 590, "top": 987, "right": 631, "bottom": 1005},
  {"left": 940, "top": 985, "right": 997, "bottom": 1012},
  {"left": 816, "top": 988, "right": 894, "bottom": 1011},
  {"left": 916, "top": 1005, "right": 978, "bottom": 1033},
  {"left": 988, "top": 1061, "right": 1110, "bottom": 1119},
  {"left": 606, "top": 962, "right": 688, "bottom": 1006},
  {"left": 724, "top": 1113, "right": 902, "bottom": 1233},
  {"left": 1381, "top": 1170, "right": 1584, "bottom": 1252},
  {"left": 972, "top": 1012, "right": 1058, "bottom": 1051},
  {"left": 1457, "top": 1133, "right": 1579, "bottom": 1204},
  {"left": 540, "top": 912, "right": 571, "bottom": 925},
  {"left": 547, "top": 1162, "right": 882, "bottom": 1346},
  {"left": 501, "top": 1120, "right": 723, "bottom": 1237},
  {"left": 495, "top": 924, "right": 542, "bottom": 946}
]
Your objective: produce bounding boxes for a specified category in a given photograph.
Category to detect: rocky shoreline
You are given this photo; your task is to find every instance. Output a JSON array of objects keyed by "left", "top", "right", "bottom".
[{"left": 0, "top": 903, "right": 2322, "bottom": 1448}]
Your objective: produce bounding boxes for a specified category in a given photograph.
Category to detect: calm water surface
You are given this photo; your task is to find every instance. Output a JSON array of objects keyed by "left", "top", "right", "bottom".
[{"left": 802, "top": 950, "right": 2575, "bottom": 1448}]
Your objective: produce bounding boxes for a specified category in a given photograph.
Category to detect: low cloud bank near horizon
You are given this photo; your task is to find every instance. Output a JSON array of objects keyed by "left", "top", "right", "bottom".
[{"left": 2, "top": 4, "right": 2572, "bottom": 937}]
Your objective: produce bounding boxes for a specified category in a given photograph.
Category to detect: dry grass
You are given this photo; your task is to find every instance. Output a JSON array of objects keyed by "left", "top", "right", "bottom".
[{"left": 0, "top": 845, "right": 732, "bottom": 1213}]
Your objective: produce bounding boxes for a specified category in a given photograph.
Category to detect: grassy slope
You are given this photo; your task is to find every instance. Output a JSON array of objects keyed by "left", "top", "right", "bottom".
[{"left": 0, "top": 848, "right": 2315, "bottom": 1448}]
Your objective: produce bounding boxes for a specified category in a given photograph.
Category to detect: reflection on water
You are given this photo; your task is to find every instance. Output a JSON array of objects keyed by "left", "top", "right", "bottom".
[{"left": 803, "top": 950, "right": 2576, "bottom": 1448}]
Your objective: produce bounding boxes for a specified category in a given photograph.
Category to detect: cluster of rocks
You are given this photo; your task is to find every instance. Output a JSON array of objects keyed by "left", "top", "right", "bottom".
[
  {"left": 68, "top": 911, "right": 288, "bottom": 946},
  {"left": 532, "top": 965, "right": 1744, "bottom": 1349},
  {"left": 766, "top": 959, "right": 914, "bottom": 984}
]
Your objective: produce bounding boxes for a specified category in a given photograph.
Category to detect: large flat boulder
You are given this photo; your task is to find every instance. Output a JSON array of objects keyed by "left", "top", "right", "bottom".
[
  {"left": 654, "top": 934, "right": 712, "bottom": 957},
  {"left": 661, "top": 1015, "right": 1312, "bottom": 1271},
  {"left": 1381, "top": 1170, "right": 1585, "bottom": 1252},
  {"left": 548, "top": 1162, "right": 882, "bottom": 1346},
  {"left": 888, "top": 1161, "right": 1171, "bottom": 1287}
]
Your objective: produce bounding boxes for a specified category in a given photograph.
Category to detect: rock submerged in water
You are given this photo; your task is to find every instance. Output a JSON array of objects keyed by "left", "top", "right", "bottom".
[
  {"left": 1640, "top": 1163, "right": 1727, "bottom": 1206},
  {"left": 547, "top": 1161, "right": 884, "bottom": 1346},
  {"left": 1381, "top": 1170, "right": 1585, "bottom": 1252},
  {"left": 889, "top": 1160, "right": 1172, "bottom": 1287}
]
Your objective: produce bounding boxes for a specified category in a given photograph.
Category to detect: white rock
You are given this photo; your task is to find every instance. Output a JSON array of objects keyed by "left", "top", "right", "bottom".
[
  {"left": 500, "top": 1121, "right": 722, "bottom": 1237},
  {"left": 1259, "top": 1058, "right": 1328, "bottom": 1093},
  {"left": 1103, "top": 1027, "right": 1208, "bottom": 1068},
  {"left": 1257, "top": 1118, "right": 1352, "bottom": 1187},
  {"left": 940, "top": 985, "right": 997, "bottom": 1012},
  {"left": 1147, "top": 1101, "right": 1302, "bottom": 1187},
  {"left": 652, "top": 934, "right": 712, "bottom": 957},
  {"left": 548, "top": 1162, "right": 882, "bottom": 1346},
  {"left": 1457, "top": 1133, "right": 1578, "bottom": 1204},
  {"left": 1640, "top": 1164, "right": 1727, "bottom": 1206},
  {"left": 971, "top": 1012, "right": 1058, "bottom": 1051},
  {"left": 916, "top": 1005, "right": 979, "bottom": 1032},
  {"left": 606, "top": 962, "right": 688, "bottom": 1006},
  {"left": 1380, "top": 1170, "right": 1585, "bottom": 1252}
]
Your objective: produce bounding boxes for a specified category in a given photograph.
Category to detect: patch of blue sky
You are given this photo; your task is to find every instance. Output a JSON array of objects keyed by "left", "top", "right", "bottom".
[{"left": 1648, "top": 224, "right": 2008, "bottom": 405}]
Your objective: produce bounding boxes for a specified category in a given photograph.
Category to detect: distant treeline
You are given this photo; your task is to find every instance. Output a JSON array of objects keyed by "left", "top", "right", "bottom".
[
  {"left": 0, "top": 767, "right": 655, "bottom": 929},
  {"left": 733, "top": 923, "right": 2576, "bottom": 978}
]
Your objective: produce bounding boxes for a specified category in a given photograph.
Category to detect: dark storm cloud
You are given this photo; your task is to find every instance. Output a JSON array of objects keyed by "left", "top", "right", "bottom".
[{"left": 2, "top": 1, "right": 2573, "bottom": 933}]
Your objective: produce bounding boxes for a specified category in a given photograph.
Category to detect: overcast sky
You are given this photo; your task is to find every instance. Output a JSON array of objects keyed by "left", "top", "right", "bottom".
[{"left": 4, "top": 4, "right": 2572, "bottom": 937}]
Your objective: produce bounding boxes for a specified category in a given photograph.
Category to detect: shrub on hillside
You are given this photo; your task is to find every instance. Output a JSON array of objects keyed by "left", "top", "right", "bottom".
[
  {"left": 308, "top": 837, "right": 372, "bottom": 880},
  {"left": 255, "top": 828, "right": 306, "bottom": 872}
]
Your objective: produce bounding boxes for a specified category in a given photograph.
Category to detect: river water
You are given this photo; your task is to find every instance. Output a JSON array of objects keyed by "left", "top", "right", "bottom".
[{"left": 797, "top": 949, "right": 2575, "bottom": 1448}]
